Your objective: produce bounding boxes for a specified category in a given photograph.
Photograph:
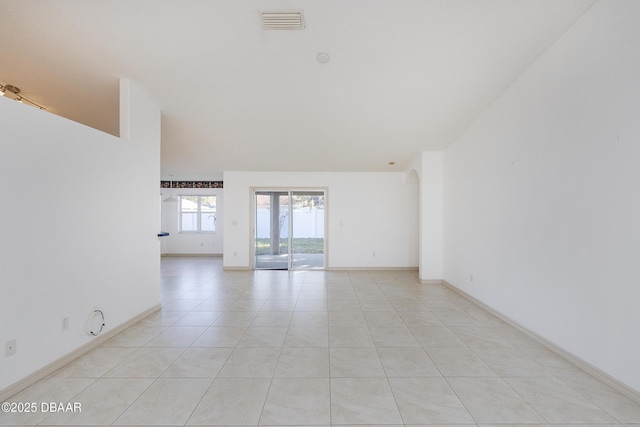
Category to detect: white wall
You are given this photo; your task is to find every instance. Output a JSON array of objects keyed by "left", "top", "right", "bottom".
[
  {"left": 0, "top": 79, "right": 161, "bottom": 391},
  {"left": 160, "top": 187, "right": 224, "bottom": 255},
  {"left": 443, "top": 0, "right": 640, "bottom": 392},
  {"left": 223, "top": 171, "right": 419, "bottom": 269},
  {"left": 418, "top": 152, "right": 444, "bottom": 282}
]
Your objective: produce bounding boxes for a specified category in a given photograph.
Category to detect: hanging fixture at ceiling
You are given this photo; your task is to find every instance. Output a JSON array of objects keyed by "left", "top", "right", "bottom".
[
  {"left": 163, "top": 175, "right": 179, "bottom": 203},
  {"left": 0, "top": 83, "right": 46, "bottom": 110}
]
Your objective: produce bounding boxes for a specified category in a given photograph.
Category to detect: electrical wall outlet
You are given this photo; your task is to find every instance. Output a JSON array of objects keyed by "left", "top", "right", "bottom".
[
  {"left": 62, "top": 317, "right": 69, "bottom": 331},
  {"left": 5, "top": 339, "right": 16, "bottom": 357}
]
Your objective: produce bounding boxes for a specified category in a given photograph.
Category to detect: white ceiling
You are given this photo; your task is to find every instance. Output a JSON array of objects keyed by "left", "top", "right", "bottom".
[{"left": 0, "top": 0, "right": 594, "bottom": 178}]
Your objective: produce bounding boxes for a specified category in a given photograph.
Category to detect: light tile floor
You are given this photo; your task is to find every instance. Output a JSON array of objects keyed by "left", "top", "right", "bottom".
[{"left": 2, "top": 256, "right": 640, "bottom": 426}]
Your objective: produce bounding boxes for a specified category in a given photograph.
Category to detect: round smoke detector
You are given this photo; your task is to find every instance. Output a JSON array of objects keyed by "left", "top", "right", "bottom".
[{"left": 316, "top": 52, "right": 330, "bottom": 64}]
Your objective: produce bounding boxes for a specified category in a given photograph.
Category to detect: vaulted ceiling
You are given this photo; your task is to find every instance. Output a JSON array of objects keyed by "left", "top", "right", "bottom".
[{"left": 0, "top": 0, "right": 594, "bottom": 178}]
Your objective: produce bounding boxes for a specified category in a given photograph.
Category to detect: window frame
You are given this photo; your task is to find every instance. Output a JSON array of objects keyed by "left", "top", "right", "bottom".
[{"left": 179, "top": 195, "right": 217, "bottom": 233}]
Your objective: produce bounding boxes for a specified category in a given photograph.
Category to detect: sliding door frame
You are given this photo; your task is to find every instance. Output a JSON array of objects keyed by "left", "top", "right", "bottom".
[{"left": 250, "top": 186, "right": 328, "bottom": 270}]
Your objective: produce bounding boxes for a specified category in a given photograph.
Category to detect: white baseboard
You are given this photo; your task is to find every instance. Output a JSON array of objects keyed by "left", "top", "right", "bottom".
[
  {"left": 162, "top": 253, "right": 222, "bottom": 257},
  {"left": 222, "top": 266, "right": 420, "bottom": 272},
  {"left": 420, "top": 279, "right": 443, "bottom": 285},
  {"left": 328, "top": 267, "right": 419, "bottom": 271},
  {"left": 441, "top": 280, "right": 640, "bottom": 404},
  {"left": 223, "top": 266, "right": 419, "bottom": 272},
  {"left": 0, "top": 304, "right": 161, "bottom": 402}
]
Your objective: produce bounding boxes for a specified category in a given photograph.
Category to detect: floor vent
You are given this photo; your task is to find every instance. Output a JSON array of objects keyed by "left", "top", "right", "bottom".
[{"left": 261, "top": 11, "right": 304, "bottom": 30}]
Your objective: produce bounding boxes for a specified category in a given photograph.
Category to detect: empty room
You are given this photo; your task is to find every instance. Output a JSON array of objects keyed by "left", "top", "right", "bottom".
[{"left": 1, "top": 0, "right": 639, "bottom": 426}]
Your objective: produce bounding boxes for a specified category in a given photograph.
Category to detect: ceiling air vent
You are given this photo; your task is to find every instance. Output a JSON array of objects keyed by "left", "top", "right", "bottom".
[{"left": 261, "top": 11, "right": 304, "bottom": 30}]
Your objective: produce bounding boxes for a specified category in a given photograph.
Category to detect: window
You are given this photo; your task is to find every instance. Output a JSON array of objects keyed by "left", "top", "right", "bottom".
[{"left": 180, "top": 195, "right": 216, "bottom": 232}]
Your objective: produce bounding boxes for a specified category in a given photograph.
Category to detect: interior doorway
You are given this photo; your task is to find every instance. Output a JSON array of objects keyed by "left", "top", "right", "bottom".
[{"left": 253, "top": 189, "right": 326, "bottom": 270}]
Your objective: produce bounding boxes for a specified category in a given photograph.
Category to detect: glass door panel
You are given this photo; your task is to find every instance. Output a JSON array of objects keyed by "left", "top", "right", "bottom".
[
  {"left": 291, "top": 191, "right": 325, "bottom": 270},
  {"left": 255, "top": 192, "right": 289, "bottom": 269}
]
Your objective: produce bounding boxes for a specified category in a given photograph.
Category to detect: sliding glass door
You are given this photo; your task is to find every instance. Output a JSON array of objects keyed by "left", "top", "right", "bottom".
[
  {"left": 255, "top": 191, "right": 289, "bottom": 269},
  {"left": 290, "top": 191, "right": 325, "bottom": 269},
  {"left": 254, "top": 190, "right": 325, "bottom": 270}
]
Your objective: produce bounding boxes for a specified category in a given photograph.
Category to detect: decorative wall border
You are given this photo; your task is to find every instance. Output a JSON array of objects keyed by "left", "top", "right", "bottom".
[{"left": 161, "top": 181, "right": 223, "bottom": 189}]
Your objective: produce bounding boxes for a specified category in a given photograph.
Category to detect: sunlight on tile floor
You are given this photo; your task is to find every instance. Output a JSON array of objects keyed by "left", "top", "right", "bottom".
[{"left": 2, "top": 256, "right": 639, "bottom": 426}]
